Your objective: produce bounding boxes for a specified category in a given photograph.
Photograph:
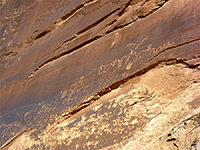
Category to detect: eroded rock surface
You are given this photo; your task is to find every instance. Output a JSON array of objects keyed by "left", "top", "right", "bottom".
[
  {"left": 0, "top": 0, "right": 199, "bottom": 149},
  {"left": 2, "top": 60, "right": 200, "bottom": 150}
]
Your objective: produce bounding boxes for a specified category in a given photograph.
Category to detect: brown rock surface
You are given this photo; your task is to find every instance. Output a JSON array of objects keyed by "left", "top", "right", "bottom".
[{"left": 0, "top": 0, "right": 200, "bottom": 149}]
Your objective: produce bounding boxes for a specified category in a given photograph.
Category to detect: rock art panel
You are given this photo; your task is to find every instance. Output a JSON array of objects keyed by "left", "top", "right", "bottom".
[{"left": 0, "top": 0, "right": 200, "bottom": 149}]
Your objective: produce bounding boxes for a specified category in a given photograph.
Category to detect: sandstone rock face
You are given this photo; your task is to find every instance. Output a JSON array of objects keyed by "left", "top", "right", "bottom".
[{"left": 0, "top": 0, "right": 199, "bottom": 149}]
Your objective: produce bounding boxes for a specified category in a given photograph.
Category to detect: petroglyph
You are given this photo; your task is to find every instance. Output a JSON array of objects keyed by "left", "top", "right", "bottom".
[
  {"left": 98, "top": 37, "right": 174, "bottom": 75},
  {"left": 1, "top": 0, "right": 200, "bottom": 148},
  {"left": 60, "top": 70, "right": 95, "bottom": 101},
  {"left": 59, "top": 37, "right": 174, "bottom": 104},
  {"left": 40, "top": 85, "right": 156, "bottom": 149}
]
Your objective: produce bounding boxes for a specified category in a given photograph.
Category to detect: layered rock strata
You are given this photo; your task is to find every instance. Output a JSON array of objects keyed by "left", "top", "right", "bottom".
[{"left": 0, "top": 0, "right": 199, "bottom": 149}]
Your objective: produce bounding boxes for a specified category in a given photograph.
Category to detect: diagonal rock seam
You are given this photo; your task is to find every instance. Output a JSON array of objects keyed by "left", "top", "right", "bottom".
[
  {"left": 53, "top": 56, "right": 200, "bottom": 123},
  {"left": 1, "top": 129, "right": 32, "bottom": 149},
  {"left": 59, "top": 0, "right": 169, "bottom": 45},
  {"left": 26, "top": 37, "right": 199, "bottom": 81},
  {"left": 2, "top": 56, "right": 200, "bottom": 149},
  {"left": 43, "top": 56, "right": 200, "bottom": 135},
  {"left": 147, "top": 37, "right": 200, "bottom": 62},
  {"left": 60, "top": 8, "right": 121, "bottom": 45},
  {"left": 0, "top": 0, "right": 98, "bottom": 63},
  {"left": 34, "top": 0, "right": 141, "bottom": 41},
  {"left": 1, "top": 0, "right": 200, "bottom": 149},
  {"left": 105, "top": 0, "right": 169, "bottom": 34},
  {"left": 26, "top": 35, "right": 102, "bottom": 80},
  {"left": 47, "top": 7, "right": 121, "bottom": 55},
  {"left": 117, "top": 0, "right": 134, "bottom": 17},
  {"left": 0, "top": 0, "right": 169, "bottom": 63},
  {"left": 26, "top": 0, "right": 169, "bottom": 81},
  {"left": 35, "top": 0, "right": 137, "bottom": 40},
  {"left": 34, "top": 0, "right": 97, "bottom": 40}
]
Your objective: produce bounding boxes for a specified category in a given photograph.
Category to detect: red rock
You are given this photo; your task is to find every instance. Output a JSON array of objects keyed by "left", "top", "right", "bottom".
[{"left": 0, "top": 0, "right": 199, "bottom": 149}]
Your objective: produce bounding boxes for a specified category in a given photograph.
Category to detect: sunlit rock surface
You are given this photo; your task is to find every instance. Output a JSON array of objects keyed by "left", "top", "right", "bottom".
[{"left": 0, "top": 0, "right": 199, "bottom": 149}]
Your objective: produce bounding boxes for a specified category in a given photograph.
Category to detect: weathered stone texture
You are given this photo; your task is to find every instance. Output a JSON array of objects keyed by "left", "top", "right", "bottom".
[{"left": 0, "top": 0, "right": 199, "bottom": 149}]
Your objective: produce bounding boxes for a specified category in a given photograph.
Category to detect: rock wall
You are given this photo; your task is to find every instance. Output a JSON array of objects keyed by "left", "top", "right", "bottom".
[{"left": 0, "top": 0, "right": 199, "bottom": 149}]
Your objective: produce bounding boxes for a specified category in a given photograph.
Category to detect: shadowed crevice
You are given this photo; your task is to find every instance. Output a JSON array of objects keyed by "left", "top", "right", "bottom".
[
  {"left": 147, "top": 37, "right": 200, "bottom": 62},
  {"left": 27, "top": 0, "right": 171, "bottom": 81},
  {"left": 46, "top": 56, "right": 199, "bottom": 133},
  {"left": 34, "top": 0, "right": 96, "bottom": 40}
]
